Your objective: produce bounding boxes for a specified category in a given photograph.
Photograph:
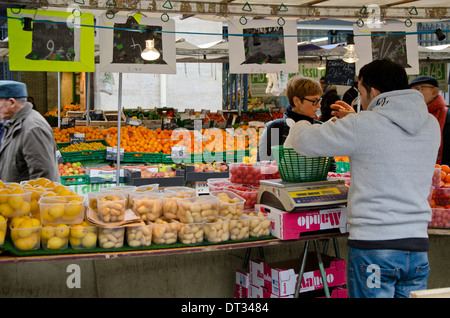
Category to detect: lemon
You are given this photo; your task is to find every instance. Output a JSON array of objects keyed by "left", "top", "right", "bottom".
[
  {"left": 35, "top": 177, "right": 49, "bottom": 187},
  {"left": 0, "top": 188, "right": 11, "bottom": 203},
  {"left": 65, "top": 201, "right": 83, "bottom": 216},
  {"left": 249, "top": 147, "right": 258, "bottom": 156},
  {"left": 70, "top": 235, "right": 82, "bottom": 247},
  {"left": 44, "top": 181, "right": 55, "bottom": 189},
  {"left": 14, "top": 236, "right": 38, "bottom": 251},
  {"left": 8, "top": 194, "right": 24, "bottom": 210},
  {"left": 0, "top": 203, "right": 14, "bottom": 217},
  {"left": 70, "top": 225, "right": 87, "bottom": 238},
  {"left": 57, "top": 189, "right": 73, "bottom": 197},
  {"left": 17, "top": 201, "right": 31, "bottom": 216},
  {"left": 0, "top": 215, "right": 5, "bottom": 223},
  {"left": 81, "top": 232, "right": 97, "bottom": 248},
  {"left": 10, "top": 216, "right": 27, "bottom": 228},
  {"left": 41, "top": 226, "right": 55, "bottom": 241},
  {"left": 48, "top": 204, "right": 65, "bottom": 219},
  {"left": 46, "top": 236, "right": 65, "bottom": 250},
  {"left": 55, "top": 224, "right": 69, "bottom": 238},
  {"left": 30, "top": 218, "right": 40, "bottom": 227},
  {"left": 30, "top": 199, "right": 39, "bottom": 214},
  {"left": 0, "top": 180, "right": 5, "bottom": 188},
  {"left": 42, "top": 192, "right": 57, "bottom": 197},
  {"left": 17, "top": 219, "right": 35, "bottom": 238},
  {"left": 52, "top": 185, "right": 68, "bottom": 194}
]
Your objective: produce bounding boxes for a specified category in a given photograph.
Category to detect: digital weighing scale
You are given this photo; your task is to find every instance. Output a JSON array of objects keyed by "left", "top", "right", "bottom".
[{"left": 257, "top": 179, "right": 349, "bottom": 212}]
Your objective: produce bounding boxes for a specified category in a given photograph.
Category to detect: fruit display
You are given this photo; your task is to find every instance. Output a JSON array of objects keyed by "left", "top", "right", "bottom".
[
  {"left": 96, "top": 193, "right": 126, "bottom": 223},
  {"left": 39, "top": 194, "right": 85, "bottom": 225},
  {"left": 70, "top": 221, "right": 98, "bottom": 249},
  {"left": 207, "top": 113, "right": 225, "bottom": 123},
  {"left": 41, "top": 224, "right": 70, "bottom": 250},
  {"left": 229, "top": 163, "right": 263, "bottom": 185},
  {"left": 246, "top": 212, "right": 271, "bottom": 238},
  {"left": 151, "top": 218, "right": 180, "bottom": 245},
  {"left": 98, "top": 226, "right": 125, "bottom": 249},
  {"left": 59, "top": 142, "right": 107, "bottom": 152},
  {"left": 227, "top": 185, "right": 259, "bottom": 211},
  {"left": 210, "top": 190, "right": 245, "bottom": 220},
  {"left": 429, "top": 164, "right": 450, "bottom": 229},
  {"left": 44, "top": 104, "right": 82, "bottom": 118},
  {"left": 204, "top": 216, "right": 230, "bottom": 243},
  {"left": 0, "top": 215, "right": 6, "bottom": 245},
  {"left": 10, "top": 216, "right": 41, "bottom": 251},
  {"left": 130, "top": 193, "right": 163, "bottom": 222},
  {"left": 188, "top": 163, "right": 228, "bottom": 173},
  {"left": 229, "top": 217, "right": 249, "bottom": 241},
  {"left": 0, "top": 185, "right": 32, "bottom": 218},
  {"left": 52, "top": 125, "right": 262, "bottom": 157},
  {"left": 177, "top": 195, "right": 219, "bottom": 223},
  {"left": 58, "top": 162, "right": 85, "bottom": 176},
  {"left": 178, "top": 222, "right": 204, "bottom": 245},
  {"left": 126, "top": 224, "right": 152, "bottom": 247}
]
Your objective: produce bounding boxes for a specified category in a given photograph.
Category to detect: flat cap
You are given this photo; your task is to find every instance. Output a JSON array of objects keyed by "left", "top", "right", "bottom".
[
  {"left": 0, "top": 80, "right": 28, "bottom": 99},
  {"left": 408, "top": 76, "right": 439, "bottom": 89}
]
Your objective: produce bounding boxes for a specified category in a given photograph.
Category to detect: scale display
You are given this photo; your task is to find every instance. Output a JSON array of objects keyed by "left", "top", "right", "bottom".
[
  {"left": 258, "top": 179, "right": 348, "bottom": 212},
  {"left": 289, "top": 186, "right": 346, "bottom": 205}
]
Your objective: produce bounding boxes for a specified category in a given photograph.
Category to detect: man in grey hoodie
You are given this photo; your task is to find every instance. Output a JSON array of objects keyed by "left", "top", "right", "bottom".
[{"left": 285, "top": 59, "right": 440, "bottom": 298}]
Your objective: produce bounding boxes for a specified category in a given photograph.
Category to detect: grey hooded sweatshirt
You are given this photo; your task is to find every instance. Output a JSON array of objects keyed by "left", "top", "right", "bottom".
[{"left": 291, "top": 89, "right": 440, "bottom": 251}]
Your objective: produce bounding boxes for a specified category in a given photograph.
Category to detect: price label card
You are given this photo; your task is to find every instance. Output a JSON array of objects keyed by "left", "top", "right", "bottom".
[
  {"left": 106, "top": 147, "right": 124, "bottom": 161},
  {"left": 171, "top": 146, "right": 188, "bottom": 159},
  {"left": 126, "top": 117, "right": 142, "bottom": 126},
  {"left": 61, "top": 117, "right": 75, "bottom": 129},
  {"left": 195, "top": 181, "right": 209, "bottom": 194},
  {"left": 69, "top": 133, "right": 86, "bottom": 144}
]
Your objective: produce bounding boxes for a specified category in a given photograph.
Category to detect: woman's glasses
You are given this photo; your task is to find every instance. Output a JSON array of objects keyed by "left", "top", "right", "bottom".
[{"left": 302, "top": 97, "right": 322, "bottom": 106}]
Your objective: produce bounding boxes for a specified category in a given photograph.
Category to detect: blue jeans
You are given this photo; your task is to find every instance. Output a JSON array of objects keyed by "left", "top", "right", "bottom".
[{"left": 347, "top": 247, "right": 430, "bottom": 298}]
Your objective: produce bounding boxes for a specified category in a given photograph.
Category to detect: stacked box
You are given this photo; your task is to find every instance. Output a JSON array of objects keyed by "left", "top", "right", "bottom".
[
  {"left": 248, "top": 252, "right": 347, "bottom": 298},
  {"left": 255, "top": 204, "right": 347, "bottom": 240},
  {"left": 234, "top": 269, "right": 250, "bottom": 298}
]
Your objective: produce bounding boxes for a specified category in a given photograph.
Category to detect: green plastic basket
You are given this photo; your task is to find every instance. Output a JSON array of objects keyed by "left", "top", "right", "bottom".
[{"left": 271, "top": 145, "right": 332, "bottom": 183}]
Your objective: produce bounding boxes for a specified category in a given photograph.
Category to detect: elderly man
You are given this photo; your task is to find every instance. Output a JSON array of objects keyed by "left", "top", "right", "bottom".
[
  {"left": 0, "top": 80, "right": 59, "bottom": 183},
  {"left": 409, "top": 75, "right": 449, "bottom": 165}
]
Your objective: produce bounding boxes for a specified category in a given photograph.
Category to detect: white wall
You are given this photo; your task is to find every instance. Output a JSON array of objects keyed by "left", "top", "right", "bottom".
[{"left": 94, "top": 17, "right": 224, "bottom": 112}]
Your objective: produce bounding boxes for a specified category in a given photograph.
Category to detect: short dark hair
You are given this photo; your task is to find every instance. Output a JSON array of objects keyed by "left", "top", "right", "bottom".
[{"left": 358, "top": 59, "right": 408, "bottom": 94}]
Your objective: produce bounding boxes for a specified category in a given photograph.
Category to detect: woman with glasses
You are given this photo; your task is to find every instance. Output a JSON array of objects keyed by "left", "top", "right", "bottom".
[{"left": 258, "top": 76, "right": 325, "bottom": 162}]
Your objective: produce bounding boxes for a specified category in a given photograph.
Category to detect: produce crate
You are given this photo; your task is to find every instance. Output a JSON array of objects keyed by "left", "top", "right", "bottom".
[
  {"left": 161, "top": 153, "right": 175, "bottom": 163},
  {"left": 124, "top": 169, "right": 185, "bottom": 187},
  {"left": 122, "top": 152, "right": 162, "bottom": 163},
  {"left": 57, "top": 139, "right": 109, "bottom": 162},
  {"left": 335, "top": 161, "right": 350, "bottom": 173},
  {"left": 183, "top": 164, "right": 229, "bottom": 182},
  {"left": 60, "top": 174, "right": 89, "bottom": 185}
]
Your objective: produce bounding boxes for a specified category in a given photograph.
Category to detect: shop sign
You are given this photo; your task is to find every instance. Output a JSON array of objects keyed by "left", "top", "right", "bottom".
[{"left": 409, "top": 61, "right": 448, "bottom": 92}]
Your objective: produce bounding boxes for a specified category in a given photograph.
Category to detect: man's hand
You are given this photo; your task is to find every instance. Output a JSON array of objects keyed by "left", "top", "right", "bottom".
[{"left": 330, "top": 100, "right": 356, "bottom": 119}]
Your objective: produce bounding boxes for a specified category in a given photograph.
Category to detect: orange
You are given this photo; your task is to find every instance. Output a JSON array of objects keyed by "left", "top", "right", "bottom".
[
  {"left": 441, "top": 165, "right": 450, "bottom": 174},
  {"left": 441, "top": 171, "right": 447, "bottom": 181}
]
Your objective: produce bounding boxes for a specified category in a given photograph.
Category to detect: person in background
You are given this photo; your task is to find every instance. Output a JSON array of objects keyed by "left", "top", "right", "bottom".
[
  {"left": 258, "top": 76, "right": 323, "bottom": 161},
  {"left": 0, "top": 80, "right": 59, "bottom": 183},
  {"left": 284, "top": 59, "right": 440, "bottom": 298},
  {"left": 27, "top": 96, "right": 37, "bottom": 110},
  {"left": 342, "top": 79, "right": 360, "bottom": 112},
  {"left": 0, "top": 119, "right": 5, "bottom": 149},
  {"left": 319, "top": 76, "right": 340, "bottom": 122},
  {"left": 409, "top": 76, "right": 450, "bottom": 166}
]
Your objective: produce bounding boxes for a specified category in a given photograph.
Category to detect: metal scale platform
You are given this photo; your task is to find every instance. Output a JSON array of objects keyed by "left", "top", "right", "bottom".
[{"left": 257, "top": 179, "right": 349, "bottom": 212}]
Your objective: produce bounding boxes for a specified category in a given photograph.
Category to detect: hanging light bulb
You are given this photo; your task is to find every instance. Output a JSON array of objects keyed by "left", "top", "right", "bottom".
[
  {"left": 141, "top": 39, "right": 160, "bottom": 61},
  {"left": 317, "top": 56, "right": 326, "bottom": 70},
  {"left": 343, "top": 34, "right": 359, "bottom": 63}
]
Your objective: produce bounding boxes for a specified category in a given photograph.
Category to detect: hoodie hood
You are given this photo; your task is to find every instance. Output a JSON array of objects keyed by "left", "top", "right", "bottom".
[{"left": 367, "top": 89, "right": 430, "bottom": 135}]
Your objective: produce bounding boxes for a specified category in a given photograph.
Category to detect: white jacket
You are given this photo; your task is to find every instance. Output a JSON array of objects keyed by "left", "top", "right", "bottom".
[{"left": 290, "top": 89, "right": 440, "bottom": 243}]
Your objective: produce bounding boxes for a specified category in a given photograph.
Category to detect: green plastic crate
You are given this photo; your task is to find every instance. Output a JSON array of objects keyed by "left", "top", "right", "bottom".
[
  {"left": 57, "top": 139, "right": 109, "bottom": 162},
  {"left": 122, "top": 152, "right": 162, "bottom": 163},
  {"left": 271, "top": 145, "right": 332, "bottom": 183},
  {"left": 336, "top": 161, "right": 350, "bottom": 173},
  {"left": 60, "top": 174, "right": 89, "bottom": 185}
]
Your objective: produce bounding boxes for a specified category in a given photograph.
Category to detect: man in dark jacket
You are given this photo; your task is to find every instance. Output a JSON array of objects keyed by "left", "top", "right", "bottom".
[{"left": 319, "top": 77, "right": 340, "bottom": 122}]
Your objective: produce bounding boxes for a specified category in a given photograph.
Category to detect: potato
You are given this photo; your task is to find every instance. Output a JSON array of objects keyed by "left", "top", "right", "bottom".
[
  {"left": 98, "top": 227, "right": 125, "bottom": 248},
  {"left": 204, "top": 217, "right": 229, "bottom": 243},
  {"left": 178, "top": 223, "right": 204, "bottom": 244},
  {"left": 126, "top": 224, "right": 152, "bottom": 247}
]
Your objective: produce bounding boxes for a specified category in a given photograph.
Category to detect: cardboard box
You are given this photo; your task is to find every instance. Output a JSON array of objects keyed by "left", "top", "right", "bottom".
[
  {"left": 234, "top": 284, "right": 248, "bottom": 298},
  {"left": 248, "top": 284, "right": 293, "bottom": 298},
  {"left": 249, "top": 259, "right": 265, "bottom": 287},
  {"left": 255, "top": 204, "right": 347, "bottom": 240},
  {"left": 264, "top": 252, "right": 346, "bottom": 296},
  {"left": 236, "top": 268, "right": 250, "bottom": 288}
]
